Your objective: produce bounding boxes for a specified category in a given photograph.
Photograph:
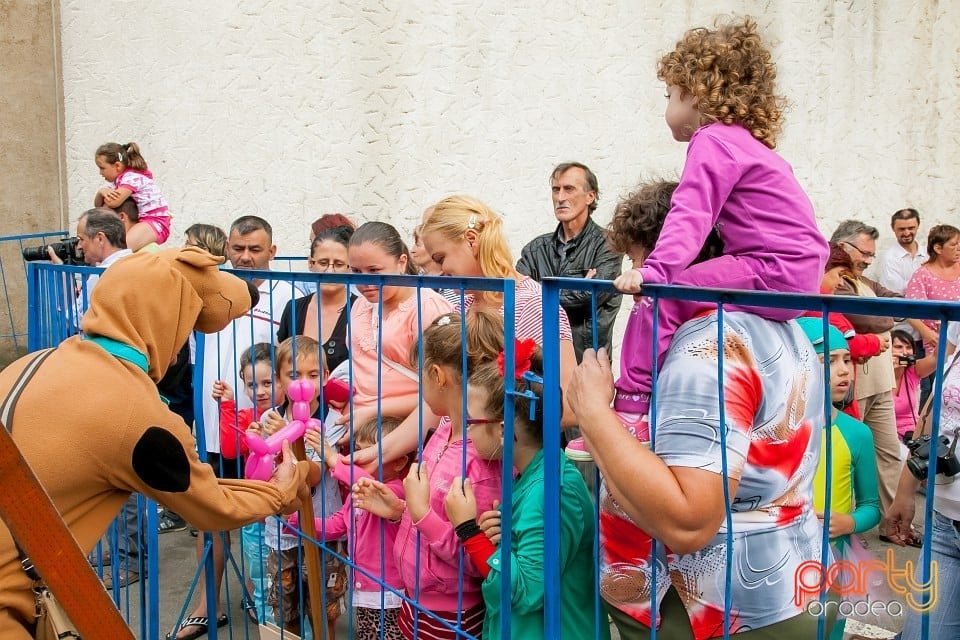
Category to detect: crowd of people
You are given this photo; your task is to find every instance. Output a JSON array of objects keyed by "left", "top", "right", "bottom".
[{"left": 32, "top": 14, "right": 960, "bottom": 640}]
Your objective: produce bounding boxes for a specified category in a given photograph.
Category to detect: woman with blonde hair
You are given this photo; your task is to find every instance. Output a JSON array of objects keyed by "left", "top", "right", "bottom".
[{"left": 349, "top": 195, "right": 576, "bottom": 466}]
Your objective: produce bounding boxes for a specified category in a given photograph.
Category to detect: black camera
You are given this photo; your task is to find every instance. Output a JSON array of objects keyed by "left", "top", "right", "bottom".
[
  {"left": 22, "top": 237, "right": 84, "bottom": 265},
  {"left": 898, "top": 354, "right": 917, "bottom": 366},
  {"left": 905, "top": 430, "right": 960, "bottom": 481}
]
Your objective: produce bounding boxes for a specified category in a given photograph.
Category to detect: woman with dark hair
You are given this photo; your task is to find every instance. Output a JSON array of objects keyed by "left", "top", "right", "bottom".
[
  {"left": 340, "top": 221, "right": 451, "bottom": 431},
  {"left": 277, "top": 225, "right": 356, "bottom": 372},
  {"left": 906, "top": 224, "right": 960, "bottom": 351},
  {"left": 890, "top": 329, "right": 938, "bottom": 443}
]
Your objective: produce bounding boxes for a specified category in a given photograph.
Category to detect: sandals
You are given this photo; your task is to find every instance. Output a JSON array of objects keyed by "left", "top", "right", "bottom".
[
  {"left": 166, "top": 613, "right": 228, "bottom": 640},
  {"left": 243, "top": 601, "right": 259, "bottom": 625},
  {"left": 103, "top": 569, "right": 139, "bottom": 590},
  {"left": 879, "top": 528, "right": 923, "bottom": 548},
  {"left": 89, "top": 553, "right": 111, "bottom": 568}
]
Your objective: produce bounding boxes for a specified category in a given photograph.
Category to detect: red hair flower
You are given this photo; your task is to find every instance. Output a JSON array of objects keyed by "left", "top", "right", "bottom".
[{"left": 497, "top": 338, "right": 537, "bottom": 380}]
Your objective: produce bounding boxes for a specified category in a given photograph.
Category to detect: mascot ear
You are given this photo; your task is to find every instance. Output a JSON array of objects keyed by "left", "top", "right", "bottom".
[
  {"left": 175, "top": 246, "right": 226, "bottom": 268},
  {"left": 164, "top": 247, "right": 257, "bottom": 334}
]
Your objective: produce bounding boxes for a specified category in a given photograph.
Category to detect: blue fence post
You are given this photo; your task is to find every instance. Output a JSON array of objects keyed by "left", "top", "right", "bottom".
[
  {"left": 540, "top": 279, "right": 562, "bottom": 639},
  {"left": 26, "top": 262, "right": 41, "bottom": 352},
  {"left": 498, "top": 278, "right": 518, "bottom": 640},
  {"left": 145, "top": 498, "right": 160, "bottom": 640},
  {"left": 918, "top": 315, "right": 951, "bottom": 639},
  {"left": 817, "top": 310, "right": 833, "bottom": 640}
]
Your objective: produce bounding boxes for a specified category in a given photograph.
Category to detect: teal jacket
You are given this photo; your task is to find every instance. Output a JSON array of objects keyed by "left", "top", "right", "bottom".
[{"left": 481, "top": 450, "right": 610, "bottom": 640}]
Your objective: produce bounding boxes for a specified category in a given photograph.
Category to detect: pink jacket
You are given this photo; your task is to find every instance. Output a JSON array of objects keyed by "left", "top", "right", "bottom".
[
  {"left": 394, "top": 418, "right": 502, "bottom": 611},
  {"left": 313, "top": 461, "right": 405, "bottom": 596}
]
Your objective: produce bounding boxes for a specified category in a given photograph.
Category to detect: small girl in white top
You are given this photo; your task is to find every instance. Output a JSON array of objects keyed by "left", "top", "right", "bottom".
[{"left": 94, "top": 141, "right": 171, "bottom": 251}]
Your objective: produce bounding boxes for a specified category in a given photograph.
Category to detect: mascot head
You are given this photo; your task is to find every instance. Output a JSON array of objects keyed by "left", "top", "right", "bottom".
[{"left": 81, "top": 247, "right": 258, "bottom": 381}]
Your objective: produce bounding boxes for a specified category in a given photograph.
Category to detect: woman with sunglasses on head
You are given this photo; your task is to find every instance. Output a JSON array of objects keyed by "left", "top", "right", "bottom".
[
  {"left": 277, "top": 225, "right": 356, "bottom": 372},
  {"left": 905, "top": 224, "right": 960, "bottom": 353}
]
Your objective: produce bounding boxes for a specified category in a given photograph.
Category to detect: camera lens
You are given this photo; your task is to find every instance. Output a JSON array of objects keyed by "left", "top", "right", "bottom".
[
  {"left": 906, "top": 456, "right": 927, "bottom": 481},
  {"left": 22, "top": 245, "right": 50, "bottom": 262}
]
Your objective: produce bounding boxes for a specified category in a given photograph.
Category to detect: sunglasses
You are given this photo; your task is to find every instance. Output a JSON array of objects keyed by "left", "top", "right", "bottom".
[{"left": 465, "top": 417, "right": 501, "bottom": 426}]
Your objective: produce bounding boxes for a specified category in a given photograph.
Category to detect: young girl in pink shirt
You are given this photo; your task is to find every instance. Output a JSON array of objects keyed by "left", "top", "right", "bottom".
[
  {"left": 352, "top": 311, "right": 505, "bottom": 639},
  {"left": 293, "top": 416, "right": 411, "bottom": 640},
  {"left": 94, "top": 141, "right": 171, "bottom": 251},
  {"left": 598, "top": 18, "right": 828, "bottom": 450}
]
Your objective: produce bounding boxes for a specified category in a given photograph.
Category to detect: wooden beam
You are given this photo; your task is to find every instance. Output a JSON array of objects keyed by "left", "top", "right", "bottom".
[{"left": 0, "top": 421, "right": 134, "bottom": 639}]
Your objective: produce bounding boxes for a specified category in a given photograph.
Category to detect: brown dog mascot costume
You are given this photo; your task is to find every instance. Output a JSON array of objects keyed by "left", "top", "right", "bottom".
[{"left": 0, "top": 247, "right": 310, "bottom": 638}]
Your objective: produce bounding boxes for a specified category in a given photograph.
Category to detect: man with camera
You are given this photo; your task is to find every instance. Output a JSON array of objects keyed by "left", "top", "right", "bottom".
[
  {"left": 46, "top": 208, "right": 131, "bottom": 325},
  {"left": 887, "top": 322, "right": 960, "bottom": 638},
  {"left": 46, "top": 208, "right": 145, "bottom": 587},
  {"left": 47, "top": 207, "right": 131, "bottom": 278}
]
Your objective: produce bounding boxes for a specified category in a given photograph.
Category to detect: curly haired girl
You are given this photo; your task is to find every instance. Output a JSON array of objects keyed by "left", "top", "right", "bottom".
[{"left": 605, "top": 17, "right": 828, "bottom": 444}]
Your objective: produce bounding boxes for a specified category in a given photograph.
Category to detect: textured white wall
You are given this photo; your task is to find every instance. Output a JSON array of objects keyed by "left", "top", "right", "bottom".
[{"left": 61, "top": 1, "right": 959, "bottom": 261}]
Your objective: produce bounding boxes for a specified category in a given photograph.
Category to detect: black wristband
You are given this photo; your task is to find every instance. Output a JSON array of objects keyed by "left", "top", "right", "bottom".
[{"left": 455, "top": 519, "right": 482, "bottom": 542}]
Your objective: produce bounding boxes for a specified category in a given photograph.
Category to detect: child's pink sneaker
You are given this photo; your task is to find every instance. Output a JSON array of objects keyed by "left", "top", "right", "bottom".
[
  {"left": 616, "top": 411, "right": 650, "bottom": 442},
  {"left": 564, "top": 436, "right": 593, "bottom": 462},
  {"left": 564, "top": 413, "right": 650, "bottom": 463}
]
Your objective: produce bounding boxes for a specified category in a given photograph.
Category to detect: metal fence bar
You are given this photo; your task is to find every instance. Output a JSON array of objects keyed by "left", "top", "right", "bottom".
[
  {"left": 0, "top": 231, "right": 67, "bottom": 360},
  {"left": 540, "top": 280, "right": 561, "bottom": 639}
]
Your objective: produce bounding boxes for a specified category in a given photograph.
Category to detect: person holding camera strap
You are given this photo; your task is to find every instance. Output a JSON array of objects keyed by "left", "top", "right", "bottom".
[
  {"left": 892, "top": 329, "right": 940, "bottom": 443},
  {"left": 887, "top": 321, "right": 960, "bottom": 638}
]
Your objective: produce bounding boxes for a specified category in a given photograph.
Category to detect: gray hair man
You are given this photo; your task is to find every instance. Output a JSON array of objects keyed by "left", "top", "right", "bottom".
[
  {"left": 517, "top": 162, "right": 623, "bottom": 361},
  {"left": 831, "top": 220, "right": 910, "bottom": 544},
  {"left": 48, "top": 207, "right": 129, "bottom": 268}
]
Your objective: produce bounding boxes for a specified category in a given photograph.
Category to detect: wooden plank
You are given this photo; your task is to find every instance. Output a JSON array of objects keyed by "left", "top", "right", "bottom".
[
  {"left": 0, "top": 421, "right": 134, "bottom": 639},
  {"left": 292, "top": 438, "right": 324, "bottom": 638}
]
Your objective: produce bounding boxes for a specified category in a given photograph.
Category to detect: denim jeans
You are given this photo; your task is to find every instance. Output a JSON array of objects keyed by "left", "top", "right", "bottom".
[
  {"left": 241, "top": 521, "right": 273, "bottom": 624},
  {"left": 108, "top": 493, "right": 145, "bottom": 571},
  {"left": 899, "top": 510, "right": 960, "bottom": 639}
]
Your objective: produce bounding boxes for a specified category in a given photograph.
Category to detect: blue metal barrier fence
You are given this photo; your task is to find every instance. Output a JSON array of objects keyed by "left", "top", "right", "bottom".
[
  {"left": 20, "top": 254, "right": 960, "bottom": 639},
  {"left": 24, "top": 260, "right": 522, "bottom": 640},
  {"left": 0, "top": 231, "right": 67, "bottom": 364},
  {"left": 541, "top": 277, "right": 960, "bottom": 640}
]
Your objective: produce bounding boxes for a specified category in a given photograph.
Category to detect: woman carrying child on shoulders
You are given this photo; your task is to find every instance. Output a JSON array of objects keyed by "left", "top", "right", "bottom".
[{"left": 598, "top": 16, "right": 828, "bottom": 455}]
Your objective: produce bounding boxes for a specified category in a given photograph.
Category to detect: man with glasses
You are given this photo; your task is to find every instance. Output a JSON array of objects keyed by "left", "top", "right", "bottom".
[{"left": 831, "top": 220, "right": 903, "bottom": 543}]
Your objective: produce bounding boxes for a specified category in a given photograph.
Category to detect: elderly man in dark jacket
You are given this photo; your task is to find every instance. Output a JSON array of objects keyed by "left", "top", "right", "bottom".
[{"left": 517, "top": 162, "right": 623, "bottom": 361}]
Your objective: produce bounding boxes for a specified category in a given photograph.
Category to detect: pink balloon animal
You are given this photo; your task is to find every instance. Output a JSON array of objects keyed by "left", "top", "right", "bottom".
[{"left": 228, "top": 379, "right": 320, "bottom": 481}]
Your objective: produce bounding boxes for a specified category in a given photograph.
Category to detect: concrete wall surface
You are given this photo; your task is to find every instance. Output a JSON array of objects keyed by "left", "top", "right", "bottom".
[
  {"left": 1, "top": 0, "right": 66, "bottom": 366},
  {"left": 58, "top": 1, "right": 959, "bottom": 259}
]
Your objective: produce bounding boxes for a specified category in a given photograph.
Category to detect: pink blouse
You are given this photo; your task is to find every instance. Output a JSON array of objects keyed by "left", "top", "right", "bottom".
[
  {"left": 905, "top": 266, "right": 960, "bottom": 348},
  {"left": 349, "top": 289, "right": 452, "bottom": 413},
  {"left": 894, "top": 366, "right": 921, "bottom": 438}
]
